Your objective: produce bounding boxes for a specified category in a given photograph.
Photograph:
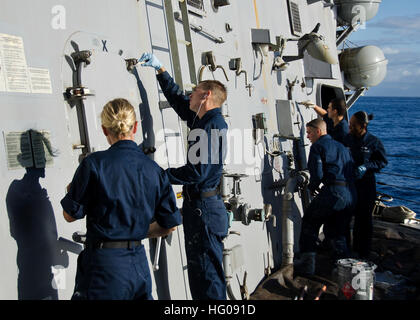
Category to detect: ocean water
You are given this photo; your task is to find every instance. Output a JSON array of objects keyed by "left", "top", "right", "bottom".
[{"left": 349, "top": 96, "right": 420, "bottom": 218}]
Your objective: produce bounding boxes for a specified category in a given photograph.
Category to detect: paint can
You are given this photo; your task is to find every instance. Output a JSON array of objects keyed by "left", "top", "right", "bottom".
[{"left": 336, "top": 258, "right": 377, "bottom": 300}]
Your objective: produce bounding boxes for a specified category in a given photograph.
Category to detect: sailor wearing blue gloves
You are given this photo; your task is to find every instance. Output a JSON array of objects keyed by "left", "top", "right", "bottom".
[
  {"left": 138, "top": 52, "right": 162, "bottom": 70},
  {"left": 139, "top": 52, "right": 229, "bottom": 300},
  {"left": 355, "top": 164, "right": 367, "bottom": 179},
  {"left": 344, "top": 111, "right": 388, "bottom": 258}
]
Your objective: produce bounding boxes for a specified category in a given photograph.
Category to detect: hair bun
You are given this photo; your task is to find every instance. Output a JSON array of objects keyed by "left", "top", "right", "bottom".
[
  {"left": 368, "top": 114, "right": 374, "bottom": 121},
  {"left": 101, "top": 98, "right": 136, "bottom": 138}
]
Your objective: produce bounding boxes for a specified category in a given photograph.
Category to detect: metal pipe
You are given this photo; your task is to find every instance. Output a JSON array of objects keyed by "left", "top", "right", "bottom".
[
  {"left": 226, "top": 281, "right": 236, "bottom": 300},
  {"left": 281, "top": 171, "right": 309, "bottom": 267},
  {"left": 281, "top": 176, "right": 298, "bottom": 267},
  {"left": 221, "top": 173, "right": 230, "bottom": 200},
  {"left": 174, "top": 11, "right": 224, "bottom": 44}
]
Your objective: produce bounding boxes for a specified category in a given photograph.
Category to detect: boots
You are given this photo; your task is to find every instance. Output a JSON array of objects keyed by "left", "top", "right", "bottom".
[{"left": 293, "top": 252, "right": 316, "bottom": 275}]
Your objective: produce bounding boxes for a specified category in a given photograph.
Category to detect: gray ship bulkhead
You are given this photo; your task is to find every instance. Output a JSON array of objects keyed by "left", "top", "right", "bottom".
[{"left": 0, "top": 0, "right": 385, "bottom": 300}]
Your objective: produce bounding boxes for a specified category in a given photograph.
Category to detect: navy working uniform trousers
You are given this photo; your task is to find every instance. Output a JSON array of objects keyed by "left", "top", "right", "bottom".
[
  {"left": 344, "top": 131, "right": 387, "bottom": 258},
  {"left": 300, "top": 135, "right": 356, "bottom": 258},
  {"left": 157, "top": 71, "right": 229, "bottom": 300},
  {"left": 61, "top": 140, "right": 181, "bottom": 299}
]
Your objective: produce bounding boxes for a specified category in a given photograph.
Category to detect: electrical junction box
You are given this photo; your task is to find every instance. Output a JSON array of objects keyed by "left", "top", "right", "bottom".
[
  {"left": 251, "top": 29, "right": 272, "bottom": 44},
  {"left": 275, "top": 100, "right": 301, "bottom": 137}
]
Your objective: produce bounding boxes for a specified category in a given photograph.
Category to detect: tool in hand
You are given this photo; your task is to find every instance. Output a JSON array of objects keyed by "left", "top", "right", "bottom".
[{"left": 153, "top": 237, "right": 162, "bottom": 271}]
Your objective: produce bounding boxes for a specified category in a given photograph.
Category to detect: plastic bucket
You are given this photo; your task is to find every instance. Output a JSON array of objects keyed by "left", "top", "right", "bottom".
[{"left": 336, "top": 258, "right": 377, "bottom": 300}]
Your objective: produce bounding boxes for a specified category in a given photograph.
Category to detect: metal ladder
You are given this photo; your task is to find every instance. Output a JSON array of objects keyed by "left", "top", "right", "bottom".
[{"left": 143, "top": 0, "right": 199, "bottom": 300}]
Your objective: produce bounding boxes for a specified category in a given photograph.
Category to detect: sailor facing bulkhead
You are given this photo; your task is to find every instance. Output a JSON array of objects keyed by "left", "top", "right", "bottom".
[
  {"left": 294, "top": 119, "right": 356, "bottom": 275},
  {"left": 139, "top": 52, "right": 229, "bottom": 300},
  {"left": 60, "top": 98, "right": 182, "bottom": 300}
]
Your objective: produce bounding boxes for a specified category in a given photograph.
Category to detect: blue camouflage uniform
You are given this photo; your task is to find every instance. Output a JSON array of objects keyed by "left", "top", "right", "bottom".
[
  {"left": 344, "top": 131, "right": 387, "bottom": 258},
  {"left": 300, "top": 135, "right": 356, "bottom": 257},
  {"left": 61, "top": 140, "right": 181, "bottom": 300},
  {"left": 157, "top": 71, "right": 228, "bottom": 300}
]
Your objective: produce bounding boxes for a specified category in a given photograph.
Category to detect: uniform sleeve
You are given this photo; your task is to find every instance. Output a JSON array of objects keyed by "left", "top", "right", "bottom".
[
  {"left": 157, "top": 71, "right": 196, "bottom": 127},
  {"left": 336, "top": 120, "right": 349, "bottom": 144},
  {"left": 307, "top": 144, "right": 324, "bottom": 192},
  {"left": 365, "top": 138, "right": 388, "bottom": 172},
  {"left": 323, "top": 115, "right": 333, "bottom": 132},
  {"left": 165, "top": 126, "right": 210, "bottom": 185},
  {"left": 165, "top": 125, "right": 226, "bottom": 186},
  {"left": 155, "top": 169, "right": 182, "bottom": 229},
  {"left": 60, "top": 157, "right": 94, "bottom": 220}
]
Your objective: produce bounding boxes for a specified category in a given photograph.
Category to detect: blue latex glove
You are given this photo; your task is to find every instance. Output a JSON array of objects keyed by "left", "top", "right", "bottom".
[
  {"left": 355, "top": 165, "right": 367, "bottom": 179},
  {"left": 138, "top": 52, "right": 162, "bottom": 70}
]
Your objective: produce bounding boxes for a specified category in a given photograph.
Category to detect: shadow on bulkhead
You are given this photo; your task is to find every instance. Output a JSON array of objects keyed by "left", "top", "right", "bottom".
[
  {"left": 131, "top": 67, "right": 175, "bottom": 300},
  {"left": 6, "top": 130, "right": 81, "bottom": 300},
  {"left": 259, "top": 136, "right": 302, "bottom": 271}
]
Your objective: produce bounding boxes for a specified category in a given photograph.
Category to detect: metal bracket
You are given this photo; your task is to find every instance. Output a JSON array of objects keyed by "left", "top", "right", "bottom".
[
  {"left": 174, "top": 11, "right": 224, "bottom": 44},
  {"left": 72, "top": 231, "right": 86, "bottom": 244},
  {"left": 286, "top": 76, "right": 299, "bottom": 100},
  {"left": 66, "top": 49, "right": 94, "bottom": 157},
  {"left": 125, "top": 58, "right": 139, "bottom": 72},
  {"left": 346, "top": 87, "right": 367, "bottom": 109},
  {"left": 64, "top": 86, "right": 95, "bottom": 100},
  {"left": 274, "top": 134, "right": 301, "bottom": 142},
  {"left": 336, "top": 25, "right": 355, "bottom": 47},
  {"left": 199, "top": 51, "right": 229, "bottom": 82},
  {"left": 282, "top": 23, "right": 321, "bottom": 63},
  {"left": 213, "top": 0, "right": 230, "bottom": 9},
  {"left": 229, "top": 58, "right": 252, "bottom": 96},
  {"left": 70, "top": 50, "right": 92, "bottom": 65},
  {"left": 142, "top": 146, "right": 156, "bottom": 155}
]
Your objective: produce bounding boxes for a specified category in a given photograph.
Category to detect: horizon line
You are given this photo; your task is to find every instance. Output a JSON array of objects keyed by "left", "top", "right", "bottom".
[{"left": 361, "top": 95, "right": 420, "bottom": 98}]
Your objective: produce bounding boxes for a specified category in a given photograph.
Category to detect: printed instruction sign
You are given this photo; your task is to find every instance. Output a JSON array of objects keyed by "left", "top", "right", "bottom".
[
  {"left": 0, "top": 55, "right": 6, "bottom": 91},
  {"left": 0, "top": 33, "right": 53, "bottom": 94},
  {"left": 0, "top": 33, "right": 31, "bottom": 93},
  {"left": 29, "top": 67, "right": 53, "bottom": 94}
]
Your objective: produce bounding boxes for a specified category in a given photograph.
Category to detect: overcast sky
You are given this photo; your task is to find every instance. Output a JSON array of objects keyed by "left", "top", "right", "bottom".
[{"left": 346, "top": 0, "right": 420, "bottom": 97}]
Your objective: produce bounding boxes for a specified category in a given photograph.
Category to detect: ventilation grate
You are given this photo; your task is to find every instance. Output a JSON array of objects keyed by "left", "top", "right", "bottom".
[
  {"left": 187, "top": 0, "right": 204, "bottom": 10},
  {"left": 288, "top": 1, "right": 302, "bottom": 36}
]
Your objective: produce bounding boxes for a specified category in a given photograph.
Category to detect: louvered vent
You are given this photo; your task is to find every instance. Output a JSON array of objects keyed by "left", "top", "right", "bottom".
[
  {"left": 187, "top": 0, "right": 204, "bottom": 11},
  {"left": 288, "top": 1, "right": 302, "bottom": 36}
]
